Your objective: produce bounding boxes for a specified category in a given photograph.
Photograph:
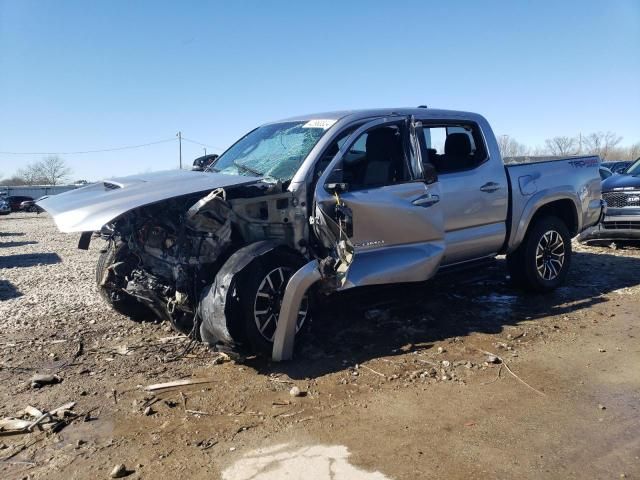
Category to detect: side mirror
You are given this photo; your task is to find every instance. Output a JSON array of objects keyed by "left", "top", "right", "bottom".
[
  {"left": 192, "top": 154, "right": 219, "bottom": 171},
  {"left": 192, "top": 158, "right": 205, "bottom": 171}
]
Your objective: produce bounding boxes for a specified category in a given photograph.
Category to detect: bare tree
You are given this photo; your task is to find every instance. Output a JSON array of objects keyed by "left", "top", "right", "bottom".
[
  {"left": 583, "top": 132, "right": 622, "bottom": 161},
  {"left": 37, "top": 156, "right": 71, "bottom": 185},
  {"left": 497, "top": 135, "right": 529, "bottom": 161},
  {"left": 5, "top": 156, "right": 72, "bottom": 186},
  {"left": 2, "top": 175, "right": 30, "bottom": 185},
  {"left": 545, "top": 136, "right": 577, "bottom": 156},
  {"left": 16, "top": 163, "right": 46, "bottom": 185},
  {"left": 625, "top": 142, "right": 640, "bottom": 161}
]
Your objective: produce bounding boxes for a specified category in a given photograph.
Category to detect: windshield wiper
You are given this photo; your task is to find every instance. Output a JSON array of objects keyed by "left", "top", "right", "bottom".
[{"left": 233, "top": 160, "right": 263, "bottom": 177}]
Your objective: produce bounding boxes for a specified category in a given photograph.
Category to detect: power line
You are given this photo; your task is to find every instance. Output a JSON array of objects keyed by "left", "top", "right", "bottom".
[
  {"left": 0, "top": 137, "right": 176, "bottom": 155},
  {"left": 182, "top": 137, "right": 224, "bottom": 150},
  {"left": 0, "top": 135, "right": 224, "bottom": 156}
]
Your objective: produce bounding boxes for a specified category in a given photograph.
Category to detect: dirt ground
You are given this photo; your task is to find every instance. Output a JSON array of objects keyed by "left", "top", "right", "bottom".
[{"left": 1, "top": 212, "right": 639, "bottom": 479}]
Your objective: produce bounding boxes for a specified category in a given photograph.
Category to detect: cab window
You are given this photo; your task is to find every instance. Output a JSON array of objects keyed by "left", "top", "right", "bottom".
[
  {"left": 328, "top": 124, "right": 412, "bottom": 190},
  {"left": 420, "top": 123, "right": 487, "bottom": 174}
]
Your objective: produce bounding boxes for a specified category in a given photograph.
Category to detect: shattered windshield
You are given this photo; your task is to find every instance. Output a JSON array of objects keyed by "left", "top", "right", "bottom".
[{"left": 209, "top": 121, "right": 333, "bottom": 181}]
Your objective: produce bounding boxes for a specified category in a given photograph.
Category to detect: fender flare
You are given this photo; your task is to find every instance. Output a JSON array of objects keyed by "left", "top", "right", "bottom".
[
  {"left": 508, "top": 190, "right": 581, "bottom": 253},
  {"left": 198, "top": 240, "right": 300, "bottom": 349}
]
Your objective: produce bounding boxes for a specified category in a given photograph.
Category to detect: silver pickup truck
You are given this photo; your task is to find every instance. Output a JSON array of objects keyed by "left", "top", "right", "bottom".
[{"left": 40, "top": 108, "right": 604, "bottom": 359}]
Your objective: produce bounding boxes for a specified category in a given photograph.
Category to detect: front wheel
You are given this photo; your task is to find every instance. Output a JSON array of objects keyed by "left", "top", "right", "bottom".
[
  {"left": 96, "top": 242, "right": 154, "bottom": 320},
  {"left": 233, "top": 250, "right": 311, "bottom": 355},
  {"left": 507, "top": 216, "right": 572, "bottom": 292}
]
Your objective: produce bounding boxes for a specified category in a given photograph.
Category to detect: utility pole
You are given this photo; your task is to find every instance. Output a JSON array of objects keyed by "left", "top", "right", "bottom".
[
  {"left": 177, "top": 131, "right": 182, "bottom": 169},
  {"left": 203, "top": 147, "right": 207, "bottom": 156},
  {"left": 578, "top": 133, "right": 582, "bottom": 154}
]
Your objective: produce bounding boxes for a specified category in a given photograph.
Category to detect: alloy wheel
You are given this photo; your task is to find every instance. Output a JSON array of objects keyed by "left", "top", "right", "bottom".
[
  {"left": 535, "top": 230, "right": 565, "bottom": 281},
  {"left": 253, "top": 267, "right": 308, "bottom": 342}
]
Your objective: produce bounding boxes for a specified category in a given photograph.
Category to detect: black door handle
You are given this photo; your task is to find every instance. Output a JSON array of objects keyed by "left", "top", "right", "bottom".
[{"left": 480, "top": 182, "right": 501, "bottom": 193}]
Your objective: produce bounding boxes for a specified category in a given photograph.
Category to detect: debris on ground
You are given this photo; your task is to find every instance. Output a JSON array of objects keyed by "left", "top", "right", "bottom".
[
  {"left": 144, "top": 378, "right": 217, "bottom": 391},
  {"left": 110, "top": 463, "right": 131, "bottom": 478},
  {"left": 30, "top": 373, "right": 61, "bottom": 388},
  {"left": 486, "top": 355, "right": 501, "bottom": 364},
  {"left": 0, "top": 401, "right": 77, "bottom": 434}
]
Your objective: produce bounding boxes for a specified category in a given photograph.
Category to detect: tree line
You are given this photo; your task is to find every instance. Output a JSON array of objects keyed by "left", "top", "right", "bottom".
[
  {"left": 498, "top": 131, "right": 640, "bottom": 163},
  {"left": 1, "top": 156, "right": 72, "bottom": 186},
  {"left": 2, "top": 131, "right": 639, "bottom": 185}
]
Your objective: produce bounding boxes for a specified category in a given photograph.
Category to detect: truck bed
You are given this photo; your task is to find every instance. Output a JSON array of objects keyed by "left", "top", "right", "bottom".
[{"left": 504, "top": 155, "right": 602, "bottom": 251}]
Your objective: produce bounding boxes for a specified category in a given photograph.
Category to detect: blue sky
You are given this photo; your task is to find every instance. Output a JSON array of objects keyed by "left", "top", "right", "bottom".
[{"left": 1, "top": 0, "right": 638, "bottom": 181}]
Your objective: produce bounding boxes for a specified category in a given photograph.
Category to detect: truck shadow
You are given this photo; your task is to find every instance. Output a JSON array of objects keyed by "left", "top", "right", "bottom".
[
  {"left": 0, "top": 240, "right": 38, "bottom": 248},
  {"left": 0, "top": 280, "right": 23, "bottom": 300},
  {"left": 0, "top": 232, "right": 25, "bottom": 237},
  {"left": 0, "top": 253, "right": 62, "bottom": 269},
  {"left": 258, "top": 249, "right": 640, "bottom": 379}
]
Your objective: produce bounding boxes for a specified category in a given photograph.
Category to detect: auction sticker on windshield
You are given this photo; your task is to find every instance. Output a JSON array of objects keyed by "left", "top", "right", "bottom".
[{"left": 302, "top": 119, "right": 337, "bottom": 129}]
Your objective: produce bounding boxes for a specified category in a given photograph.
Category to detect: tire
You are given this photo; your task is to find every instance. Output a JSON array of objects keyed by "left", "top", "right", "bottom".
[
  {"left": 96, "top": 242, "right": 153, "bottom": 320},
  {"left": 233, "top": 250, "right": 311, "bottom": 356},
  {"left": 507, "top": 215, "right": 572, "bottom": 292}
]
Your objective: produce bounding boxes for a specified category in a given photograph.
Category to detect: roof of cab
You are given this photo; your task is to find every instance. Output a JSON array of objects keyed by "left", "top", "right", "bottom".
[{"left": 272, "top": 108, "right": 486, "bottom": 125}]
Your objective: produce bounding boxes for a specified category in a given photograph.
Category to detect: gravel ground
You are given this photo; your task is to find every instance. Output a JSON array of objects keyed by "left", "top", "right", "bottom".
[{"left": 1, "top": 212, "right": 640, "bottom": 479}]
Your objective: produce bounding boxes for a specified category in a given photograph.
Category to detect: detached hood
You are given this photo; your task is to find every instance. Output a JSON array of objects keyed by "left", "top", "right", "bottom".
[
  {"left": 602, "top": 174, "right": 640, "bottom": 192},
  {"left": 38, "top": 169, "right": 260, "bottom": 233}
]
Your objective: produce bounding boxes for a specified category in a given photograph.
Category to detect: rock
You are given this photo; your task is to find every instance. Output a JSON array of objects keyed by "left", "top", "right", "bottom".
[
  {"left": 598, "top": 348, "right": 606, "bottom": 353},
  {"left": 437, "top": 347, "right": 446, "bottom": 354},
  {"left": 110, "top": 464, "right": 129, "bottom": 478},
  {"left": 598, "top": 404, "right": 606, "bottom": 410},
  {"left": 143, "top": 406, "right": 154, "bottom": 416},
  {"left": 486, "top": 355, "right": 501, "bottom": 364},
  {"left": 441, "top": 360, "right": 451, "bottom": 368},
  {"left": 30, "top": 373, "right": 61, "bottom": 388},
  {"left": 289, "top": 386, "right": 302, "bottom": 397}
]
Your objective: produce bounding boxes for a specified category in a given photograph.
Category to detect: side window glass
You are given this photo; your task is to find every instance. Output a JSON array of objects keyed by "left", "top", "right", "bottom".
[
  {"left": 330, "top": 125, "right": 410, "bottom": 191},
  {"left": 315, "top": 126, "right": 359, "bottom": 179},
  {"left": 421, "top": 123, "right": 487, "bottom": 174}
]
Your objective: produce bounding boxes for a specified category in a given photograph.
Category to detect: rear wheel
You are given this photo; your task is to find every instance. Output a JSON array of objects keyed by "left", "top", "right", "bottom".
[
  {"left": 96, "top": 242, "right": 153, "bottom": 320},
  {"left": 507, "top": 216, "right": 571, "bottom": 292},
  {"left": 233, "top": 250, "right": 310, "bottom": 355}
]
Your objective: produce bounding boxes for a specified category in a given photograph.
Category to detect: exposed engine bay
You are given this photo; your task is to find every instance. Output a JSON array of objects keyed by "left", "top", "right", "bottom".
[{"left": 96, "top": 181, "right": 315, "bottom": 346}]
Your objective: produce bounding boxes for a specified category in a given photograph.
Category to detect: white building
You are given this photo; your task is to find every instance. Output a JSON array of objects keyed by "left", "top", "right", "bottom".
[{"left": 0, "top": 184, "right": 81, "bottom": 198}]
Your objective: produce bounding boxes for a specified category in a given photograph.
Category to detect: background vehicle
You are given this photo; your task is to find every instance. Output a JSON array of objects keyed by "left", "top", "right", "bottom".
[
  {"left": 580, "top": 157, "right": 640, "bottom": 242},
  {"left": 20, "top": 195, "right": 48, "bottom": 213},
  {"left": 601, "top": 160, "right": 632, "bottom": 175},
  {"left": 599, "top": 165, "right": 613, "bottom": 180},
  {"left": 0, "top": 198, "right": 10, "bottom": 215},
  {"left": 6, "top": 195, "right": 33, "bottom": 212},
  {"left": 40, "top": 108, "right": 603, "bottom": 356}
]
